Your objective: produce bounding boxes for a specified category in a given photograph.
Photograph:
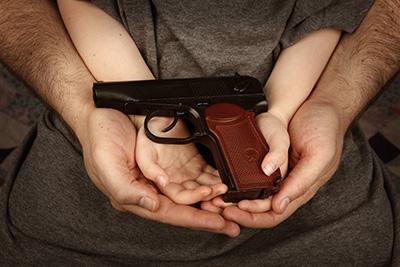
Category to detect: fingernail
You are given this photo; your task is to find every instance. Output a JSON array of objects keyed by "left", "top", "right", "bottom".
[
  {"left": 279, "top": 197, "right": 290, "bottom": 212},
  {"left": 217, "top": 187, "right": 227, "bottom": 195},
  {"left": 139, "top": 196, "right": 156, "bottom": 211},
  {"left": 156, "top": 175, "right": 168, "bottom": 187},
  {"left": 263, "top": 163, "right": 276, "bottom": 176}
]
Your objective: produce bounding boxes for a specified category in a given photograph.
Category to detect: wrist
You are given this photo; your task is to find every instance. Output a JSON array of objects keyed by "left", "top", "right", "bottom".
[
  {"left": 65, "top": 99, "right": 96, "bottom": 143},
  {"left": 267, "top": 107, "right": 290, "bottom": 127},
  {"left": 303, "top": 98, "right": 348, "bottom": 137}
]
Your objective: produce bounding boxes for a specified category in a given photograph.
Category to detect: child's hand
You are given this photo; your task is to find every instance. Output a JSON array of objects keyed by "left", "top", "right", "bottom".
[
  {"left": 135, "top": 116, "right": 228, "bottom": 205},
  {"left": 205, "top": 111, "right": 290, "bottom": 213},
  {"left": 238, "top": 111, "right": 290, "bottom": 212},
  {"left": 256, "top": 111, "right": 290, "bottom": 179}
]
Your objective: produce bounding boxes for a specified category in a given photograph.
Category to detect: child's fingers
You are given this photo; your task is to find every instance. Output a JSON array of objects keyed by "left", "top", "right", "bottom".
[
  {"left": 195, "top": 173, "right": 228, "bottom": 200},
  {"left": 256, "top": 117, "right": 290, "bottom": 177},
  {"left": 162, "top": 183, "right": 212, "bottom": 205},
  {"left": 201, "top": 183, "right": 228, "bottom": 201},
  {"left": 260, "top": 129, "right": 290, "bottom": 176},
  {"left": 211, "top": 196, "right": 236, "bottom": 208},
  {"left": 137, "top": 150, "right": 215, "bottom": 204},
  {"left": 169, "top": 180, "right": 228, "bottom": 204},
  {"left": 195, "top": 171, "right": 222, "bottom": 185},
  {"left": 261, "top": 149, "right": 288, "bottom": 177},
  {"left": 238, "top": 197, "right": 272, "bottom": 213}
]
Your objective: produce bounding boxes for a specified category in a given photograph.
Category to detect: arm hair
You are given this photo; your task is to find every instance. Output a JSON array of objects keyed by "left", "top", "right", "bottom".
[
  {"left": 312, "top": 0, "right": 400, "bottom": 128},
  {"left": 0, "top": 0, "right": 94, "bottom": 136}
]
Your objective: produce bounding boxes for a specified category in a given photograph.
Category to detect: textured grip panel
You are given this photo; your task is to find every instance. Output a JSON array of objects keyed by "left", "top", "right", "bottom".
[{"left": 205, "top": 103, "right": 278, "bottom": 190}]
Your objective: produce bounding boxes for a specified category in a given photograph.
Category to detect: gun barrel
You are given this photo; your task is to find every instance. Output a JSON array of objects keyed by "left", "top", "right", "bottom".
[{"left": 93, "top": 75, "right": 266, "bottom": 113}]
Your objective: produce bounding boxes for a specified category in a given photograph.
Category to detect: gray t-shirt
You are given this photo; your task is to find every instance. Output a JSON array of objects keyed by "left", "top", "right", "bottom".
[
  {"left": 93, "top": 0, "right": 371, "bottom": 82},
  {"left": 1, "top": 0, "right": 399, "bottom": 266}
]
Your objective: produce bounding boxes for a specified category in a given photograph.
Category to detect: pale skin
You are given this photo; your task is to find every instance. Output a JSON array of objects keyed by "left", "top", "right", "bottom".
[
  {"left": 57, "top": 0, "right": 341, "bottom": 214},
  {"left": 1, "top": 0, "right": 398, "bottom": 236}
]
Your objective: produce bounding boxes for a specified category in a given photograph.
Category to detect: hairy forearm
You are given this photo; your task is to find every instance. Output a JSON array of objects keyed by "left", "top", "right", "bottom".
[
  {"left": 265, "top": 28, "right": 341, "bottom": 125},
  {"left": 311, "top": 0, "right": 400, "bottom": 130},
  {"left": 0, "top": 0, "right": 94, "bottom": 138}
]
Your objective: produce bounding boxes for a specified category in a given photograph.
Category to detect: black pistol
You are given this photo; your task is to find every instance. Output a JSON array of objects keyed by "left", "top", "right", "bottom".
[{"left": 93, "top": 75, "right": 282, "bottom": 202}]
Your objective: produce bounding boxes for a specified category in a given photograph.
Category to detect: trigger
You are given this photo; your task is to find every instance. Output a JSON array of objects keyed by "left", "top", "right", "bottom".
[
  {"left": 161, "top": 115, "right": 178, "bottom": 133},
  {"left": 161, "top": 111, "right": 185, "bottom": 133}
]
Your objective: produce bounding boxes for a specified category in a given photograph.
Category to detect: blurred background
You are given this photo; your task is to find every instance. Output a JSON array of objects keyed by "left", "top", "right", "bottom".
[{"left": 0, "top": 60, "right": 399, "bottom": 176}]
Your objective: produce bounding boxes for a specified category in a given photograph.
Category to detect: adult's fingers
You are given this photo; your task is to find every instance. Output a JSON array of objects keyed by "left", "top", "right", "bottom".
[
  {"left": 93, "top": 150, "right": 160, "bottom": 211},
  {"left": 223, "top": 205, "right": 278, "bottom": 228},
  {"left": 201, "top": 201, "right": 223, "bottom": 214},
  {"left": 123, "top": 194, "right": 241, "bottom": 237},
  {"left": 222, "top": 179, "right": 325, "bottom": 228},
  {"left": 223, "top": 198, "right": 300, "bottom": 228},
  {"left": 271, "top": 153, "right": 329, "bottom": 214},
  {"left": 191, "top": 220, "right": 241, "bottom": 238},
  {"left": 238, "top": 197, "right": 272, "bottom": 213}
]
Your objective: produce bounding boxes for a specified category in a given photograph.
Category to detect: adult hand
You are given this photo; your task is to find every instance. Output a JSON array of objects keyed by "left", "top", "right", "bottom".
[
  {"left": 78, "top": 108, "right": 239, "bottom": 236},
  {"left": 135, "top": 116, "right": 228, "bottom": 205},
  {"left": 219, "top": 100, "right": 346, "bottom": 228}
]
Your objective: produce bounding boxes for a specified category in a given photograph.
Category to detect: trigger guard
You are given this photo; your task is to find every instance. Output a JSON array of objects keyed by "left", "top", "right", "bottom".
[{"left": 144, "top": 110, "right": 198, "bottom": 145}]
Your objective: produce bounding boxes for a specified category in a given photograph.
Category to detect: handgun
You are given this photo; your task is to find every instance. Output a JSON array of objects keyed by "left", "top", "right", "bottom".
[{"left": 93, "top": 75, "right": 282, "bottom": 202}]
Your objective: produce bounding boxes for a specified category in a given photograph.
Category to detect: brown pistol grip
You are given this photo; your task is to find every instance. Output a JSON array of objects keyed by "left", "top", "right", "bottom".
[{"left": 204, "top": 103, "right": 281, "bottom": 197}]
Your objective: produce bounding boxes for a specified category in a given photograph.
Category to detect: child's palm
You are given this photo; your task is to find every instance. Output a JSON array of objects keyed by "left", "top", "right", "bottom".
[{"left": 136, "top": 117, "right": 227, "bottom": 205}]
